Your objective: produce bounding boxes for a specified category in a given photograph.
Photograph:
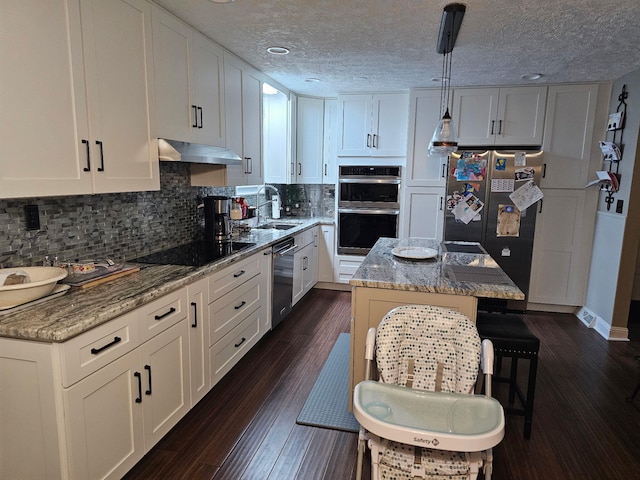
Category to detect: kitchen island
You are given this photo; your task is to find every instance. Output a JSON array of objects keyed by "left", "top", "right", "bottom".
[{"left": 349, "top": 237, "right": 524, "bottom": 400}]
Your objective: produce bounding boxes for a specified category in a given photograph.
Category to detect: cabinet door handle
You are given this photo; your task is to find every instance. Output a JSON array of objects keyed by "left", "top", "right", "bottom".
[
  {"left": 439, "top": 196, "right": 444, "bottom": 211},
  {"left": 538, "top": 199, "right": 543, "bottom": 214},
  {"left": 154, "top": 307, "right": 176, "bottom": 320},
  {"left": 90, "top": 336, "right": 122, "bottom": 355},
  {"left": 144, "top": 365, "right": 152, "bottom": 395},
  {"left": 96, "top": 140, "right": 104, "bottom": 172},
  {"left": 82, "top": 139, "right": 91, "bottom": 172},
  {"left": 498, "top": 119, "right": 503, "bottom": 135},
  {"left": 441, "top": 163, "right": 446, "bottom": 178},
  {"left": 297, "top": 162, "right": 302, "bottom": 176},
  {"left": 192, "top": 105, "right": 198, "bottom": 128},
  {"left": 134, "top": 372, "right": 142, "bottom": 403},
  {"left": 542, "top": 163, "right": 547, "bottom": 178},
  {"left": 233, "top": 269, "right": 245, "bottom": 278},
  {"left": 490, "top": 120, "right": 495, "bottom": 135},
  {"left": 190, "top": 301, "right": 198, "bottom": 328},
  {"left": 324, "top": 164, "right": 327, "bottom": 176},
  {"left": 372, "top": 134, "right": 378, "bottom": 148},
  {"left": 244, "top": 157, "right": 252, "bottom": 174},
  {"left": 366, "top": 133, "right": 372, "bottom": 148},
  {"left": 234, "top": 300, "right": 246, "bottom": 310},
  {"left": 234, "top": 337, "right": 246, "bottom": 348},
  {"left": 197, "top": 106, "right": 203, "bottom": 128}
]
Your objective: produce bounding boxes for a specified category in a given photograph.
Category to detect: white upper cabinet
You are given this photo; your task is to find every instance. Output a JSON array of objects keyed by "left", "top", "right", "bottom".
[
  {"left": 295, "top": 96, "right": 325, "bottom": 184},
  {"left": 224, "top": 53, "right": 263, "bottom": 186},
  {"left": 452, "top": 86, "right": 547, "bottom": 146},
  {"left": 540, "top": 84, "right": 600, "bottom": 189},
  {"left": 0, "top": 0, "right": 158, "bottom": 198},
  {"left": 152, "top": 7, "right": 225, "bottom": 147},
  {"left": 405, "top": 89, "right": 448, "bottom": 187},
  {"left": 322, "top": 99, "right": 338, "bottom": 184},
  {"left": 338, "top": 94, "right": 408, "bottom": 157}
]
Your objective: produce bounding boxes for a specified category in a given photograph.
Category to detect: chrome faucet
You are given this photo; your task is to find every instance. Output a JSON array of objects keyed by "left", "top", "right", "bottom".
[{"left": 255, "top": 184, "right": 281, "bottom": 225}]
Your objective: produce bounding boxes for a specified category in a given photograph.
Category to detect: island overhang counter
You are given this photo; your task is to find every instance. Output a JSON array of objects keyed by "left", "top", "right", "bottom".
[{"left": 348, "top": 237, "right": 524, "bottom": 403}]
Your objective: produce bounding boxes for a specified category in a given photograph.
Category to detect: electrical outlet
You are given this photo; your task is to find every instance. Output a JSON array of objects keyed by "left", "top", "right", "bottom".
[
  {"left": 25, "top": 204, "right": 40, "bottom": 230},
  {"left": 616, "top": 199, "right": 624, "bottom": 214}
]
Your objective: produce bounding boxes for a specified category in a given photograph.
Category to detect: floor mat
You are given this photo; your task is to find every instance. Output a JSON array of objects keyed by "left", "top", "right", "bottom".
[{"left": 296, "top": 333, "right": 360, "bottom": 433}]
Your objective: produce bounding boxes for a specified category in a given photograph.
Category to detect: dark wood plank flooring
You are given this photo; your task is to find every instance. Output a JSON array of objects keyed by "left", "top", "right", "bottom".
[{"left": 124, "top": 290, "right": 640, "bottom": 480}]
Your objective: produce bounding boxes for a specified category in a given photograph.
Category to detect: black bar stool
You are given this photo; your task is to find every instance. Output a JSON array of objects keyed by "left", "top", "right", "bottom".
[{"left": 475, "top": 312, "right": 540, "bottom": 439}]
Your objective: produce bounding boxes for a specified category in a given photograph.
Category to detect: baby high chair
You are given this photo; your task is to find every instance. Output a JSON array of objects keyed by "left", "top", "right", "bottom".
[{"left": 353, "top": 305, "right": 505, "bottom": 480}]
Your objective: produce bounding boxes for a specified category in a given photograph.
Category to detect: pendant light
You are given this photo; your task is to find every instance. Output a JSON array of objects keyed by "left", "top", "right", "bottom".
[{"left": 429, "top": 3, "right": 466, "bottom": 156}]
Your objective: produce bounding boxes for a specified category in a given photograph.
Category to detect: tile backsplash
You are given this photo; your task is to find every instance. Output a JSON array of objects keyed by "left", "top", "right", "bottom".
[{"left": 0, "top": 163, "right": 334, "bottom": 268}]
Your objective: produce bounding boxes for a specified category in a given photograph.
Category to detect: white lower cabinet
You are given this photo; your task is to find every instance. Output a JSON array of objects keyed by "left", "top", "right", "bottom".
[
  {"left": 400, "top": 186, "right": 445, "bottom": 241},
  {"left": 207, "top": 248, "right": 270, "bottom": 386},
  {"left": 318, "top": 225, "right": 335, "bottom": 282},
  {"left": 0, "top": 249, "right": 275, "bottom": 480},
  {"left": 292, "top": 228, "right": 319, "bottom": 305},
  {"left": 187, "top": 277, "right": 210, "bottom": 407},
  {"left": 63, "top": 307, "right": 190, "bottom": 480},
  {"left": 334, "top": 254, "right": 364, "bottom": 284}
]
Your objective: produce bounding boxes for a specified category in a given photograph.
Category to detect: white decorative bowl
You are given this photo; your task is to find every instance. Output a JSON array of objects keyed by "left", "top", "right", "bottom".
[{"left": 0, "top": 267, "right": 68, "bottom": 309}]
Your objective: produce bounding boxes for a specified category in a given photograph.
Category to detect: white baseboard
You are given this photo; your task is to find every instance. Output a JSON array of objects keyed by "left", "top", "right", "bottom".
[{"left": 575, "top": 306, "right": 629, "bottom": 341}]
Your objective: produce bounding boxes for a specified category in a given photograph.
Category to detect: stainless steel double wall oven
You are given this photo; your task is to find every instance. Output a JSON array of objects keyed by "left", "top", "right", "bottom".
[{"left": 337, "top": 166, "right": 401, "bottom": 255}]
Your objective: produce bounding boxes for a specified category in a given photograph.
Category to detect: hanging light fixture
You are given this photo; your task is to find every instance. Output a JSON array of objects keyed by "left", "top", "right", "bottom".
[{"left": 429, "top": 3, "right": 466, "bottom": 156}]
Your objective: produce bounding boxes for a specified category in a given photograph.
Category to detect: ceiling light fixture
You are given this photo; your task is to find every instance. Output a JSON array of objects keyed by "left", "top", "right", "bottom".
[
  {"left": 267, "top": 46, "right": 290, "bottom": 55},
  {"left": 429, "top": 3, "right": 466, "bottom": 157},
  {"left": 521, "top": 73, "right": 543, "bottom": 81},
  {"left": 305, "top": 78, "right": 320, "bottom": 83}
]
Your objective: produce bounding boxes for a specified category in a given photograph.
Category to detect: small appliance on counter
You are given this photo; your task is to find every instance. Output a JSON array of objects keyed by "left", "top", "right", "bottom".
[{"left": 204, "top": 195, "right": 232, "bottom": 242}]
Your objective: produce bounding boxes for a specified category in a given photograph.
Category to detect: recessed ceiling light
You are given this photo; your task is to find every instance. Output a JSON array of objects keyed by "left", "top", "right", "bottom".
[
  {"left": 305, "top": 78, "right": 320, "bottom": 83},
  {"left": 521, "top": 73, "right": 543, "bottom": 81},
  {"left": 267, "top": 46, "right": 290, "bottom": 55}
]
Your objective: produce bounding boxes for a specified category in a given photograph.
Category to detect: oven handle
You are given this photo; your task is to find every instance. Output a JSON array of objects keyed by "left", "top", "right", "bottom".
[
  {"left": 338, "top": 208, "right": 400, "bottom": 215},
  {"left": 338, "top": 178, "right": 401, "bottom": 184}
]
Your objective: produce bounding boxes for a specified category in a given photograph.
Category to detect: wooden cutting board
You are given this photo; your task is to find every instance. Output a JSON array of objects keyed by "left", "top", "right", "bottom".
[{"left": 63, "top": 265, "right": 140, "bottom": 288}]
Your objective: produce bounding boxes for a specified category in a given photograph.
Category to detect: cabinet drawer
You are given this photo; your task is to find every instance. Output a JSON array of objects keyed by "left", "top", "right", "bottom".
[
  {"left": 208, "top": 274, "right": 263, "bottom": 346},
  {"left": 209, "top": 306, "right": 264, "bottom": 385},
  {"left": 137, "top": 289, "right": 188, "bottom": 342},
  {"left": 59, "top": 310, "right": 140, "bottom": 387},
  {"left": 209, "top": 252, "right": 262, "bottom": 299},
  {"left": 295, "top": 227, "right": 316, "bottom": 249}
]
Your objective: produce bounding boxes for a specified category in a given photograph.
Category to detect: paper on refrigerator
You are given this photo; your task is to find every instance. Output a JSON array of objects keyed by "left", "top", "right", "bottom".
[
  {"left": 452, "top": 192, "right": 484, "bottom": 224},
  {"left": 508, "top": 180, "right": 543, "bottom": 211}
]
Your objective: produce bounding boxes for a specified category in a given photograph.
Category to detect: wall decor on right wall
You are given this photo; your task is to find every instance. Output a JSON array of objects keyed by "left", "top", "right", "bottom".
[{"left": 599, "top": 84, "right": 628, "bottom": 210}]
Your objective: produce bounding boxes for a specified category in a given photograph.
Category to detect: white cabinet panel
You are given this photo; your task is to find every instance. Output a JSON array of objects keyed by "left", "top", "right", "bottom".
[
  {"left": 1, "top": 0, "right": 158, "bottom": 198},
  {"left": 541, "top": 84, "right": 599, "bottom": 189},
  {"left": 296, "top": 96, "right": 325, "bottom": 184},
  {"left": 453, "top": 87, "right": 546, "bottom": 146},
  {"left": 338, "top": 93, "right": 408, "bottom": 157},
  {"left": 401, "top": 187, "right": 445, "bottom": 241},
  {"left": 64, "top": 349, "right": 144, "bottom": 480},
  {"left": 323, "top": 99, "right": 339, "bottom": 184},
  {"left": 318, "top": 225, "right": 335, "bottom": 282},
  {"left": 406, "top": 89, "right": 448, "bottom": 187},
  {"left": 529, "top": 189, "right": 596, "bottom": 306},
  {"left": 187, "top": 277, "right": 210, "bottom": 407}
]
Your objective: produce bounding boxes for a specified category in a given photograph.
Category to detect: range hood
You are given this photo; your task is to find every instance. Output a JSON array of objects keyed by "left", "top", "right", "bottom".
[{"left": 158, "top": 138, "right": 242, "bottom": 166}]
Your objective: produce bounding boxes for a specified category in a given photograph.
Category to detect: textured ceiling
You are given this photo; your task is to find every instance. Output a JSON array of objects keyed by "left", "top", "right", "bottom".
[{"left": 153, "top": 0, "right": 640, "bottom": 97}]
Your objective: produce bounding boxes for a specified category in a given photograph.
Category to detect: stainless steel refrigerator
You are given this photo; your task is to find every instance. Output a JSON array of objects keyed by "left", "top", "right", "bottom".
[{"left": 444, "top": 149, "right": 544, "bottom": 311}]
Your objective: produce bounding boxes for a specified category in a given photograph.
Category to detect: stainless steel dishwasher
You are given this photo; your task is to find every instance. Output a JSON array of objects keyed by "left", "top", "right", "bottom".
[{"left": 272, "top": 237, "right": 296, "bottom": 328}]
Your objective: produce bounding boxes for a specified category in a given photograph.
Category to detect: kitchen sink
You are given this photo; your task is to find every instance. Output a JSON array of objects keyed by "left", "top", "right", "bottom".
[{"left": 255, "top": 222, "right": 300, "bottom": 230}]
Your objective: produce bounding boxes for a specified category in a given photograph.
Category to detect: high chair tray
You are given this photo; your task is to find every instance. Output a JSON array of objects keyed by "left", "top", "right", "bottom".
[{"left": 353, "top": 380, "right": 504, "bottom": 451}]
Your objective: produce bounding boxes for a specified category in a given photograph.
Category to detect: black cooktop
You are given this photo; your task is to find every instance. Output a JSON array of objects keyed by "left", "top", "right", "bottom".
[{"left": 131, "top": 240, "right": 256, "bottom": 267}]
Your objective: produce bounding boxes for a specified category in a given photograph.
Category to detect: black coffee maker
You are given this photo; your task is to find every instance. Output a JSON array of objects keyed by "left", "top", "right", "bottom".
[{"left": 204, "top": 196, "right": 232, "bottom": 242}]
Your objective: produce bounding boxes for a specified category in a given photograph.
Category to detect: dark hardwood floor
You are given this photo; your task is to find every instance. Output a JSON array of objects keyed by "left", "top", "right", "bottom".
[{"left": 124, "top": 290, "right": 640, "bottom": 480}]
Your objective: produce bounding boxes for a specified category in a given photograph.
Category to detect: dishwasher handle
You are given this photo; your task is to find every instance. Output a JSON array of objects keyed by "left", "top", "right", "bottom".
[{"left": 274, "top": 243, "right": 297, "bottom": 256}]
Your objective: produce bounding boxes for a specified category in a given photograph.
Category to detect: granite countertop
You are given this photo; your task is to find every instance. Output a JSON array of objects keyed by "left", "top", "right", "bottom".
[
  {"left": 349, "top": 237, "right": 524, "bottom": 300},
  {"left": 0, "top": 217, "right": 332, "bottom": 343}
]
